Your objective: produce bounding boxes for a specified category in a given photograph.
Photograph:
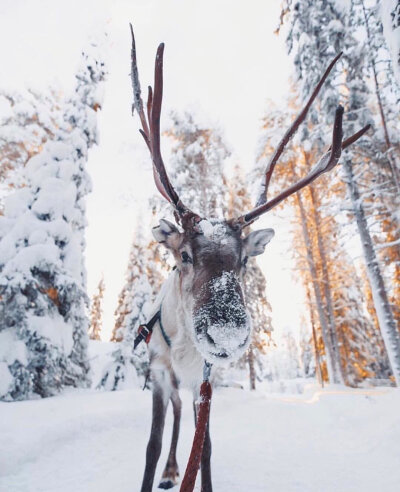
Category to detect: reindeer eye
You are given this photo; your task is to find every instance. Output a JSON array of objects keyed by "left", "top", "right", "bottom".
[
  {"left": 181, "top": 251, "right": 192, "bottom": 264},
  {"left": 242, "top": 256, "right": 248, "bottom": 267}
]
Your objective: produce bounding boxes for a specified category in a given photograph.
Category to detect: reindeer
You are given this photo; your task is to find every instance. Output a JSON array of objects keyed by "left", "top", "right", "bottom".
[{"left": 129, "top": 26, "right": 369, "bottom": 492}]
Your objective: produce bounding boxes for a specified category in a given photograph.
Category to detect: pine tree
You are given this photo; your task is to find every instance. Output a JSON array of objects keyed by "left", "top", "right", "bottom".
[
  {"left": 98, "top": 272, "right": 151, "bottom": 391},
  {"left": 381, "top": 0, "right": 400, "bottom": 84},
  {"left": 111, "top": 228, "right": 147, "bottom": 343},
  {"left": 100, "top": 223, "right": 166, "bottom": 390},
  {"left": 0, "top": 43, "right": 106, "bottom": 400},
  {"left": 262, "top": 329, "right": 302, "bottom": 383},
  {"left": 111, "top": 223, "right": 168, "bottom": 343},
  {"left": 282, "top": 329, "right": 302, "bottom": 379},
  {"left": 279, "top": 0, "right": 400, "bottom": 384},
  {"left": 299, "top": 323, "right": 316, "bottom": 379},
  {"left": 164, "top": 111, "right": 230, "bottom": 217},
  {"left": 89, "top": 276, "right": 105, "bottom": 341},
  {"left": 0, "top": 89, "right": 62, "bottom": 213}
]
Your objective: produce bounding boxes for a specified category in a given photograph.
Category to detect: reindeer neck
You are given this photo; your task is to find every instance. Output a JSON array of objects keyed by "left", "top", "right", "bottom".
[{"left": 150, "top": 269, "right": 204, "bottom": 388}]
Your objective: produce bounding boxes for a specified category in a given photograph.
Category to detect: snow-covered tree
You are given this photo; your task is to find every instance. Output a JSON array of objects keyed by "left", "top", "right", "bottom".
[
  {"left": 164, "top": 111, "right": 230, "bottom": 217},
  {"left": 98, "top": 272, "right": 151, "bottom": 391},
  {"left": 0, "top": 89, "right": 63, "bottom": 213},
  {"left": 342, "top": 2, "right": 400, "bottom": 385},
  {"left": 262, "top": 329, "right": 302, "bottom": 382},
  {"left": 111, "top": 226, "right": 150, "bottom": 344},
  {"left": 88, "top": 276, "right": 105, "bottom": 341},
  {"left": 0, "top": 42, "right": 106, "bottom": 401},
  {"left": 100, "top": 222, "right": 166, "bottom": 390},
  {"left": 111, "top": 223, "right": 167, "bottom": 343},
  {"left": 279, "top": 0, "right": 400, "bottom": 384},
  {"left": 381, "top": 0, "right": 400, "bottom": 84},
  {"left": 299, "top": 323, "right": 316, "bottom": 379}
]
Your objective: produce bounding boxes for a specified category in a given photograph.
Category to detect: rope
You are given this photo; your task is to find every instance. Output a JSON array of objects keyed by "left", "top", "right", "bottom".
[{"left": 180, "top": 362, "right": 212, "bottom": 492}]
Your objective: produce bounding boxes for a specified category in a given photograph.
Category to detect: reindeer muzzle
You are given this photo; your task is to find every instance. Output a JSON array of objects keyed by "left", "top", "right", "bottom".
[{"left": 193, "top": 272, "right": 251, "bottom": 363}]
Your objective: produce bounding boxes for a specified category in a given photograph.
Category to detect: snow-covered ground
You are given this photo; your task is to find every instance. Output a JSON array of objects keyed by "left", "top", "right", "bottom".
[{"left": 0, "top": 383, "right": 399, "bottom": 492}]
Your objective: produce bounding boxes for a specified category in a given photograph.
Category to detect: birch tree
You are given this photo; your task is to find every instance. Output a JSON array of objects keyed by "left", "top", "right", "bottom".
[
  {"left": 381, "top": 0, "right": 400, "bottom": 84},
  {"left": 280, "top": 0, "right": 400, "bottom": 384}
]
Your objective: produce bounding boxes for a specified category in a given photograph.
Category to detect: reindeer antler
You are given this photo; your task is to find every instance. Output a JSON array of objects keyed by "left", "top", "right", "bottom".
[
  {"left": 130, "top": 24, "right": 201, "bottom": 228},
  {"left": 236, "top": 54, "right": 371, "bottom": 227},
  {"left": 131, "top": 30, "right": 370, "bottom": 230}
]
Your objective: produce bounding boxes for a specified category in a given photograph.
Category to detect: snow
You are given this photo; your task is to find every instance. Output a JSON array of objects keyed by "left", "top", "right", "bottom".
[
  {"left": 0, "top": 383, "right": 399, "bottom": 491},
  {"left": 327, "top": 19, "right": 344, "bottom": 34},
  {"left": 0, "top": 329, "right": 27, "bottom": 366},
  {"left": 28, "top": 315, "right": 74, "bottom": 357},
  {"left": 198, "top": 219, "right": 227, "bottom": 242},
  {"left": 0, "top": 364, "right": 13, "bottom": 396},
  {"left": 193, "top": 272, "right": 251, "bottom": 363}
]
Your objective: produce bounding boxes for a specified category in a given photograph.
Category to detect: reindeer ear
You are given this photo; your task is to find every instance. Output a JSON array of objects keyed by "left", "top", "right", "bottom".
[
  {"left": 243, "top": 229, "right": 275, "bottom": 257},
  {"left": 152, "top": 219, "right": 182, "bottom": 250}
]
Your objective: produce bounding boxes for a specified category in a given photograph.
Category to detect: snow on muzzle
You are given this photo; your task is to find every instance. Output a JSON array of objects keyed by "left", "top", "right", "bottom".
[{"left": 193, "top": 271, "right": 251, "bottom": 363}]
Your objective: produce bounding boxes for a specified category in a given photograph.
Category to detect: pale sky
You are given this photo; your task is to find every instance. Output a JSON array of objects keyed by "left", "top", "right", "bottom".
[{"left": 0, "top": 0, "right": 307, "bottom": 341}]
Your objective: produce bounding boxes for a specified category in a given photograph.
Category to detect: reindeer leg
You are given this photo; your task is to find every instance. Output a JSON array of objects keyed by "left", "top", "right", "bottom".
[
  {"left": 159, "top": 374, "right": 182, "bottom": 489},
  {"left": 140, "top": 381, "right": 169, "bottom": 492}
]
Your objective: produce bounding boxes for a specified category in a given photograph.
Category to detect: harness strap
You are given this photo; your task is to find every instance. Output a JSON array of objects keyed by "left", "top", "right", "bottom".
[
  {"left": 134, "top": 306, "right": 171, "bottom": 349},
  {"left": 180, "top": 361, "right": 213, "bottom": 492}
]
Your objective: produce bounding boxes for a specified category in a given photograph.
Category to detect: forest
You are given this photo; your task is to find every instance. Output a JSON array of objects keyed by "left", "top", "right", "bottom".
[{"left": 0, "top": 1, "right": 399, "bottom": 491}]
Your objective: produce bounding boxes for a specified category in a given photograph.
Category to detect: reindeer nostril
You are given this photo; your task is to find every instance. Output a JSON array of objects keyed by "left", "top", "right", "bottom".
[
  {"left": 216, "top": 351, "right": 228, "bottom": 358},
  {"left": 206, "top": 332, "right": 215, "bottom": 345}
]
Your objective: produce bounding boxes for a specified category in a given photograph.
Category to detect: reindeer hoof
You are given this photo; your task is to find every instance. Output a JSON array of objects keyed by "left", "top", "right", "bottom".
[{"left": 158, "top": 478, "right": 176, "bottom": 489}]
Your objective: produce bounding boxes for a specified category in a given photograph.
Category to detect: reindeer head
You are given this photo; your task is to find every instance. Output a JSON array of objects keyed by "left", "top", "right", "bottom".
[
  {"left": 130, "top": 25, "right": 370, "bottom": 363},
  {"left": 152, "top": 217, "right": 274, "bottom": 360}
]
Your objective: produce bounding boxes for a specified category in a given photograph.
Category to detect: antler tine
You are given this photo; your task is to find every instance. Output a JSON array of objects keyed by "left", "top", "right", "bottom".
[
  {"left": 147, "top": 85, "right": 153, "bottom": 126},
  {"left": 256, "top": 52, "right": 343, "bottom": 207},
  {"left": 149, "top": 43, "right": 181, "bottom": 207},
  {"left": 341, "top": 124, "right": 371, "bottom": 149},
  {"left": 130, "top": 25, "right": 200, "bottom": 226},
  {"left": 130, "top": 23, "right": 149, "bottom": 140},
  {"left": 238, "top": 107, "right": 370, "bottom": 226}
]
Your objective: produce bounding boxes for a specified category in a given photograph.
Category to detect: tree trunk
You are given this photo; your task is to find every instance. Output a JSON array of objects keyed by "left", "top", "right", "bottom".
[
  {"left": 295, "top": 189, "right": 339, "bottom": 383},
  {"left": 342, "top": 157, "right": 400, "bottom": 385},
  {"left": 306, "top": 286, "right": 324, "bottom": 387},
  {"left": 248, "top": 345, "right": 256, "bottom": 391},
  {"left": 308, "top": 183, "right": 344, "bottom": 384}
]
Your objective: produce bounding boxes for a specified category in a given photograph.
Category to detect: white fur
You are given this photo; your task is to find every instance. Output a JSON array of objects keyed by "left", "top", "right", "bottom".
[
  {"left": 148, "top": 270, "right": 204, "bottom": 389},
  {"left": 148, "top": 269, "right": 252, "bottom": 389}
]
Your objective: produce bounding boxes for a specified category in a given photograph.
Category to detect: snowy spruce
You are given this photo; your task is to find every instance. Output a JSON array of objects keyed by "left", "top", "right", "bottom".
[{"left": 0, "top": 45, "right": 106, "bottom": 400}]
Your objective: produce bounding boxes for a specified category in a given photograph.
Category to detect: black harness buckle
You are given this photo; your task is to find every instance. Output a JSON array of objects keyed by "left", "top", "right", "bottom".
[{"left": 137, "top": 324, "right": 152, "bottom": 344}]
